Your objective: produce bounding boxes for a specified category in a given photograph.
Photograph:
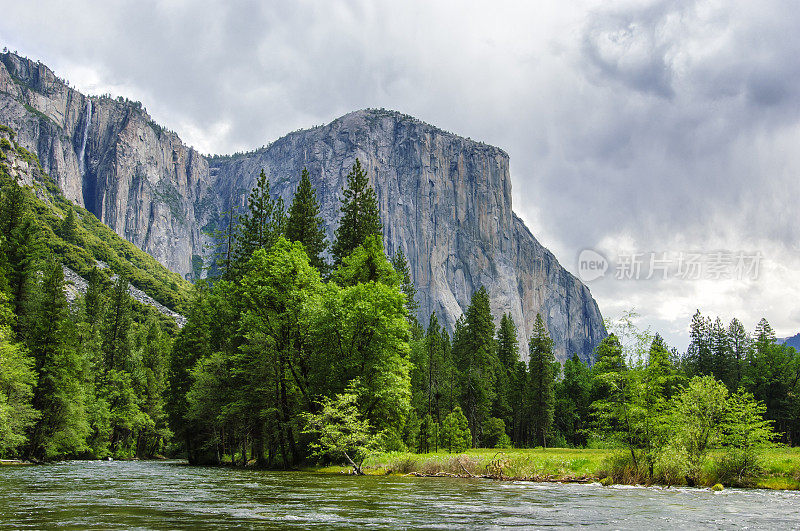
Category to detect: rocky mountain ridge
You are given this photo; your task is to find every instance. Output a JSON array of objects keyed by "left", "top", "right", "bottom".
[{"left": 0, "top": 51, "right": 605, "bottom": 362}]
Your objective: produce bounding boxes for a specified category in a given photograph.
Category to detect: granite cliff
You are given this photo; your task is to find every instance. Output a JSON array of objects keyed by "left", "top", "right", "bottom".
[{"left": 0, "top": 51, "right": 605, "bottom": 362}]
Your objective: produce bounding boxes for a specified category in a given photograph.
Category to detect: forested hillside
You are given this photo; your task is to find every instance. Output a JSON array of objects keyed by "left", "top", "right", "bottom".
[{"left": 0, "top": 124, "right": 187, "bottom": 459}]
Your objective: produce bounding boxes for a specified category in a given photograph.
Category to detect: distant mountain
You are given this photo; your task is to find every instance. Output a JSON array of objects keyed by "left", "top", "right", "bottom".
[
  {"left": 0, "top": 51, "right": 605, "bottom": 362},
  {"left": 779, "top": 334, "right": 800, "bottom": 351}
]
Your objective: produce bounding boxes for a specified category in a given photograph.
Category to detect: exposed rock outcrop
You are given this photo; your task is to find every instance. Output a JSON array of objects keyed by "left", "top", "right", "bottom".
[
  {"left": 0, "top": 52, "right": 213, "bottom": 278},
  {"left": 0, "top": 52, "right": 605, "bottom": 361}
]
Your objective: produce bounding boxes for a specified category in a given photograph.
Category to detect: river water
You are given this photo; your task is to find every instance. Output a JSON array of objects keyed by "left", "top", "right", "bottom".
[{"left": 0, "top": 460, "right": 798, "bottom": 529}]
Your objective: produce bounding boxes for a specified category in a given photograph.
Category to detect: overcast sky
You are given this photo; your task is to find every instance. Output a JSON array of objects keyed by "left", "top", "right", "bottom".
[{"left": 3, "top": 0, "right": 800, "bottom": 349}]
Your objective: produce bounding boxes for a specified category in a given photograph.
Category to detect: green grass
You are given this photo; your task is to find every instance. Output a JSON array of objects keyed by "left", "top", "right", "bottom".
[
  {"left": 307, "top": 447, "right": 800, "bottom": 489},
  {"left": 308, "top": 448, "right": 611, "bottom": 481},
  {"left": 755, "top": 447, "right": 800, "bottom": 489}
]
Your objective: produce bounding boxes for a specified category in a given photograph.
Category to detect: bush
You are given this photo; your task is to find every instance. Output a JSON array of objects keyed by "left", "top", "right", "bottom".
[
  {"left": 600, "top": 451, "right": 648, "bottom": 485},
  {"left": 441, "top": 407, "right": 470, "bottom": 453},
  {"left": 653, "top": 445, "right": 690, "bottom": 486},
  {"left": 482, "top": 417, "right": 511, "bottom": 448},
  {"left": 711, "top": 452, "right": 764, "bottom": 487}
]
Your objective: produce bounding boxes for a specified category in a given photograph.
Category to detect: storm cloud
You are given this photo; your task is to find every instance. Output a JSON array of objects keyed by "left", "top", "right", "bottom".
[{"left": 3, "top": 0, "right": 800, "bottom": 348}]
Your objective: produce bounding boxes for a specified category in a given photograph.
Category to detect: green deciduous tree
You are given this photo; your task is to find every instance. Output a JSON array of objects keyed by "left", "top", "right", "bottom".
[
  {"left": 310, "top": 269, "right": 412, "bottom": 435},
  {"left": 303, "top": 389, "right": 378, "bottom": 475},
  {"left": 670, "top": 376, "right": 729, "bottom": 484},
  {"left": 718, "top": 390, "right": 776, "bottom": 484}
]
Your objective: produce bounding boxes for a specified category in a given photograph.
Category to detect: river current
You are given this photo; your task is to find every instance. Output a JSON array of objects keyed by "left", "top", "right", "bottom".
[{"left": 1, "top": 460, "right": 798, "bottom": 529}]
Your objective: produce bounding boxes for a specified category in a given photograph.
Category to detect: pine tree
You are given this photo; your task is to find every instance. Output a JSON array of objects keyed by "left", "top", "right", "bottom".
[
  {"left": 102, "top": 277, "right": 132, "bottom": 371},
  {"left": 25, "top": 261, "right": 88, "bottom": 460},
  {"left": 497, "top": 313, "right": 519, "bottom": 370},
  {"left": 440, "top": 406, "right": 470, "bottom": 453},
  {"left": 528, "top": 313, "right": 555, "bottom": 447},
  {"left": 331, "top": 159, "right": 382, "bottom": 265},
  {"left": 710, "top": 317, "right": 733, "bottom": 389},
  {"left": 234, "top": 169, "right": 286, "bottom": 275},
  {"left": 494, "top": 313, "right": 518, "bottom": 440},
  {"left": 727, "top": 318, "right": 749, "bottom": 391},
  {"left": 286, "top": 168, "right": 328, "bottom": 272},
  {"left": 391, "top": 247, "right": 420, "bottom": 328},
  {"left": 554, "top": 354, "right": 591, "bottom": 447},
  {"left": 138, "top": 316, "right": 170, "bottom": 456},
  {"left": 687, "top": 310, "right": 712, "bottom": 376},
  {"left": 207, "top": 205, "right": 239, "bottom": 280},
  {"left": 0, "top": 287, "right": 37, "bottom": 456},
  {"left": 0, "top": 181, "right": 40, "bottom": 334},
  {"left": 639, "top": 334, "right": 681, "bottom": 477},
  {"left": 753, "top": 318, "right": 776, "bottom": 355},
  {"left": 423, "top": 313, "right": 447, "bottom": 421},
  {"left": 59, "top": 207, "right": 78, "bottom": 243},
  {"left": 452, "top": 286, "right": 496, "bottom": 447},
  {"left": 84, "top": 267, "right": 105, "bottom": 329}
]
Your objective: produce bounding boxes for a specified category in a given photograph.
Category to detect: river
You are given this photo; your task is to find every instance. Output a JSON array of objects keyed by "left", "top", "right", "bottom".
[{"left": 0, "top": 460, "right": 798, "bottom": 529}]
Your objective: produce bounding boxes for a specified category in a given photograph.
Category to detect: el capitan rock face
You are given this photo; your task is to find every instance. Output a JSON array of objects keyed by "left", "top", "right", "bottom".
[{"left": 0, "top": 51, "right": 605, "bottom": 362}]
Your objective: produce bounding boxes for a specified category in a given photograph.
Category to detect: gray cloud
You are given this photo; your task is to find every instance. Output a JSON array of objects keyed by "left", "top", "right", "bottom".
[{"left": 3, "top": 0, "right": 800, "bottom": 348}]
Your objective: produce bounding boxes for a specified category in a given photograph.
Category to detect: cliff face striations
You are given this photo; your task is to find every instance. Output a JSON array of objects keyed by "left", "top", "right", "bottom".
[
  {"left": 0, "top": 52, "right": 213, "bottom": 277},
  {"left": 0, "top": 52, "right": 605, "bottom": 362}
]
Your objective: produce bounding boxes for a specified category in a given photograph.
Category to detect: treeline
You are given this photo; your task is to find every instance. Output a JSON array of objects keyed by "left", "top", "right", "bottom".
[
  {"left": 0, "top": 135, "right": 793, "bottom": 487},
  {"left": 0, "top": 171, "right": 173, "bottom": 460},
  {"left": 168, "top": 161, "right": 414, "bottom": 466},
  {"left": 167, "top": 157, "right": 793, "bottom": 486}
]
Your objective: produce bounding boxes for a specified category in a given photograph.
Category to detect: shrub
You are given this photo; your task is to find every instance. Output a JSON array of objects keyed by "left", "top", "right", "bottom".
[
  {"left": 482, "top": 417, "right": 510, "bottom": 448},
  {"left": 601, "top": 451, "right": 648, "bottom": 485},
  {"left": 440, "top": 407, "right": 470, "bottom": 453},
  {"left": 653, "top": 445, "right": 690, "bottom": 486}
]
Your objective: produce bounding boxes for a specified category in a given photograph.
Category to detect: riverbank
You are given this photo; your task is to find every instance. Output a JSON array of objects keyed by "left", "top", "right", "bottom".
[
  {"left": 306, "top": 447, "right": 800, "bottom": 490},
  {"left": 0, "top": 460, "right": 33, "bottom": 466}
]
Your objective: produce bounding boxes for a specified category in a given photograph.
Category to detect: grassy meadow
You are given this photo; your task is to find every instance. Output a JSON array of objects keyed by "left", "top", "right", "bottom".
[{"left": 307, "top": 447, "right": 800, "bottom": 490}]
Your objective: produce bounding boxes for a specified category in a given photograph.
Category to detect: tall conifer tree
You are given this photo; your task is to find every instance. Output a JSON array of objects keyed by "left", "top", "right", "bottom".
[
  {"left": 452, "top": 286, "right": 496, "bottom": 447},
  {"left": 286, "top": 168, "right": 328, "bottom": 272},
  {"left": 391, "top": 247, "right": 420, "bottom": 329},
  {"left": 331, "top": 159, "right": 382, "bottom": 265},
  {"left": 528, "top": 313, "right": 555, "bottom": 447},
  {"left": 234, "top": 169, "right": 286, "bottom": 275}
]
